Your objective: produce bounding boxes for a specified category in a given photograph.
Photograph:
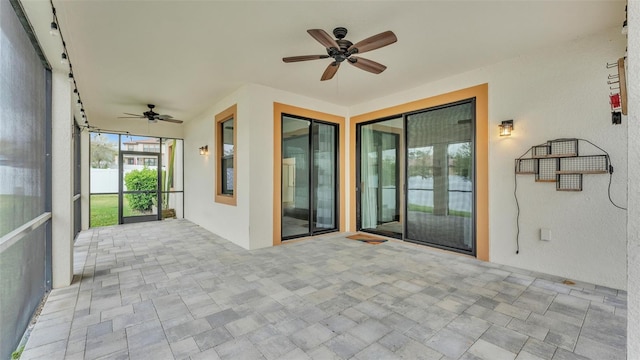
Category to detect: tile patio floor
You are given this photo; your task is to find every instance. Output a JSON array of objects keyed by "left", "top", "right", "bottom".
[{"left": 20, "top": 219, "right": 626, "bottom": 359}]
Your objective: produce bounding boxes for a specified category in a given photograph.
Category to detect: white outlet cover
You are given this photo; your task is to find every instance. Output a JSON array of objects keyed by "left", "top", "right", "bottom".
[{"left": 540, "top": 228, "right": 551, "bottom": 241}]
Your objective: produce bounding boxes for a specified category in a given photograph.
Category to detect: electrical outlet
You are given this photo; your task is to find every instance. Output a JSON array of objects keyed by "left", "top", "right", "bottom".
[{"left": 540, "top": 228, "right": 551, "bottom": 241}]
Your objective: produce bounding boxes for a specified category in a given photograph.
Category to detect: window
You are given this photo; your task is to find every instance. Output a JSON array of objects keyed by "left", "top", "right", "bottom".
[
  {"left": 143, "top": 144, "right": 160, "bottom": 152},
  {"left": 127, "top": 158, "right": 134, "bottom": 165},
  {"left": 127, "top": 145, "right": 134, "bottom": 151},
  {"left": 215, "top": 105, "right": 237, "bottom": 205},
  {"left": 143, "top": 158, "right": 157, "bottom": 166}
]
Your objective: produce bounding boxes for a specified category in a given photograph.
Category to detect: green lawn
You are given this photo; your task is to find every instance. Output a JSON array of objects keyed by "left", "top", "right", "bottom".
[
  {"left": 408, "top": 203, "right": 471, "bottom": 218},
  {"left": 90, "top": 194, "right": 175, "bottom": 228},
  {"left": 90, "top": 194, "right": 134, "bottom": 227}
]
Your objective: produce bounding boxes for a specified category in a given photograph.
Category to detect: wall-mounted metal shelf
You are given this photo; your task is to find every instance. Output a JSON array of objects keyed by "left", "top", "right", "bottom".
[
  {"left": 514, "top": 158, "right": 536, "bottom": 174},
  {"left": 516, "top": 139, "right": 608, "bottom": 192}
]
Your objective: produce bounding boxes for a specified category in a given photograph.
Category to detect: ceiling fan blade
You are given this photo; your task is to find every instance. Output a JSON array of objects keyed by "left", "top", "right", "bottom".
[
  {"left": 321, "top": 62, "right": 340, "bottom": 81},
  {"left": 158, "top": 118, "right": 183, "bottom": 124},
  {"left": 348, "top": 56, "right": 387, "bottom": 74},
  {"left": 307, "top": 29, "right": 340, "bottom": 49},
  {"left": 348, "top": 30, "right": 397, "bottom": 54},
  {"left": 123, "top": 113, "right": 143, "bottom": 117},
  {"left": 118, "top": 116, "right": 144, "bottom": 119},
  {"left": 157, "top": 114, "right": 174, "bottom": 120},
  {"left": 283, "top": 55, "right": 330, "bottom": 63}
]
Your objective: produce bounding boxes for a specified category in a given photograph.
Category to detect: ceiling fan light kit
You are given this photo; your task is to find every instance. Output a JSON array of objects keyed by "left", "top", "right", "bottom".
[{"left": 283, "top": 27, "right": 397, "bottom": 81}]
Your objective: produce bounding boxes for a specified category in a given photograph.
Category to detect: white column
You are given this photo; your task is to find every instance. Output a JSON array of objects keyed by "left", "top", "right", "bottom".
[
  {"left": 51, "top": 70, "right": 74, "bottom": 288},
  {"left": 628, "top": 1, "right": 639, "bottom": 358}
]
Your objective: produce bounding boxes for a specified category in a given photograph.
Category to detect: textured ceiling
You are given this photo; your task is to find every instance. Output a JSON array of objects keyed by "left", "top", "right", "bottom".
[{"left": 21, "top": 0, "right": 624, "bottom": 125}]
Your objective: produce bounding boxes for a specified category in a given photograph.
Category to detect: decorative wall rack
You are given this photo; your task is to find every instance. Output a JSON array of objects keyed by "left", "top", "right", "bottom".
[{"left": 515, "top": 139, "right": 608, "bottom": 191}]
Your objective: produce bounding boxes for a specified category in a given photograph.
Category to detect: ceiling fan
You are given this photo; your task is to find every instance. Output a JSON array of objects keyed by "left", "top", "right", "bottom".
[
  {"left": 283, "top": 27, "right": 397, "bottom": 81},
  {"left": 119, "top": 104, "right": 183, "bottom": 124}
]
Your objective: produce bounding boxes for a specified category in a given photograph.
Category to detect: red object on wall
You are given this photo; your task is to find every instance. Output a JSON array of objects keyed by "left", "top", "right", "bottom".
[{"left": 610, "top": 93, "right": 621, "bottom": 109}]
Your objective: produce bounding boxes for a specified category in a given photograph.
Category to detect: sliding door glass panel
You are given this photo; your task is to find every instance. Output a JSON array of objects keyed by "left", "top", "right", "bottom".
[
  {"left": 406, "top": 101, "right": 474, "bottom": 253},
  {"left": 359, "top": 117, "right": 402, "bottom": 237},
  {"left": 282, "top": 117, "right": 311, "bottom": 238},
  {"left": 312, "top": 123, "right": 336, "bottom": 232}
]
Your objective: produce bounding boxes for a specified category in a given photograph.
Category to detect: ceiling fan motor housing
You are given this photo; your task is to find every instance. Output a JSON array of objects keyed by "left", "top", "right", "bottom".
[
  {"left": 143, "top": 104, "right": 159, "bottom": 120},
  {"left": 327, "top": 28, "right": 353, "bottom": 63},
  {"left": 333, "top": 27, "right": 348, "bottom": 39}
]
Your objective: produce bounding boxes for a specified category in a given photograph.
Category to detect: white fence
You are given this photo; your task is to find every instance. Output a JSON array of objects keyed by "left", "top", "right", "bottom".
[{"left": 90, "top": 165, "right": 162, "bottom": 193}]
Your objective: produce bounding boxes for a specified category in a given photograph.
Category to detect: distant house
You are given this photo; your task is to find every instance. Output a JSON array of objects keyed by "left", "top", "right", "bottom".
[{"left": 121, "top": 138, "right": 164, "bottom": 167}]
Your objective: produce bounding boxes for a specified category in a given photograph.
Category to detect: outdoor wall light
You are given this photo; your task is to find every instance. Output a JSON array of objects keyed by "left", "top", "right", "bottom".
[
  {"left": 199, "top": 145, "right": 208, "bottom": 155},
  {"left": 499, "top": 120, "right": 514, "bottom": 136}
]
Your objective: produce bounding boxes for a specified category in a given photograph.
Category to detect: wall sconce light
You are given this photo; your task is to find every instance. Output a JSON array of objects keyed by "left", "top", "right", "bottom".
[
  {"left": 499, "top": 120, "right": 514, "bottom": 136},
  {"left": 199, "top": 145, "right": 208, "bottom": 155}
]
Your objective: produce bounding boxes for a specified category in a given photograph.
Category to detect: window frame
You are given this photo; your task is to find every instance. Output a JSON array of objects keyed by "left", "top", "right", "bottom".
[{"left": 214, "top": 104, "right": 237, "bottom": 206}]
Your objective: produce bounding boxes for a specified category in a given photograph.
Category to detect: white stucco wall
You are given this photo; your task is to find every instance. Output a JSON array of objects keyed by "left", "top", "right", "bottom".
[
  {"left": 243, "top": 84, "right": 348, "bottom": 249},
  {"left": 183, "top": 87, "right": 251, "bottom": 248},
  {"left": 351, "top": 27, "right": 628, "bottom": 289},
  {"left": 627, "top": 0, "right": 639, "bottom": 358},
  {"left": 183, "top": 84, "right": 347, "bottom": 250}
]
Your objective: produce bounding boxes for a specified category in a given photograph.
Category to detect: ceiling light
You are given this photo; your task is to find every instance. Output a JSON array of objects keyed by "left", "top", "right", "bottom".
[
  {"left": 49, "top": 22, "right": 59, "bottom": 36},
  {"left": 61, "top": 53, "right": 68, "bottom": 65}
]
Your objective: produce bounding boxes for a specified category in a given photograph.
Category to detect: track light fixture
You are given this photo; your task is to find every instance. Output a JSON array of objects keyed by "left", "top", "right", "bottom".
[
  {"left": 49, "top": 0, "right": 90, "bottom": 128},
  {"left": 49, "top": 21, "right": 59, "bottom": 36}
]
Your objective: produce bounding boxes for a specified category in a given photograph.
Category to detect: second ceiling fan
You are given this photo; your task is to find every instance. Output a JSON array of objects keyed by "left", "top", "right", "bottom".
[{"left": 283, "top": 27, "right": 397, "bottom": 81}]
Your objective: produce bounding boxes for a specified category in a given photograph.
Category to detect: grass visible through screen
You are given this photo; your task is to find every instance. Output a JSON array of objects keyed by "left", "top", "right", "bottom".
[{"left": 90, "top": 194, "right": 135, "bottom": 227}]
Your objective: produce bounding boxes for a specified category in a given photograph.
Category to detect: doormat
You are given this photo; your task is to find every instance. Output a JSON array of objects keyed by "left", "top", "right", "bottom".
[{"left": 346, "top": 233, "right": 388, "bottom": 245}]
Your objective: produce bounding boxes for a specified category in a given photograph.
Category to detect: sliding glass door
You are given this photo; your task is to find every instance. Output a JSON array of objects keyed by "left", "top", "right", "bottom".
[
  {"left": 281, "top": 115, "right": 338, "bottom": 240},
  {"left": 406, "top": 100, "right": 474, "bottom": 254},
  {"left": 356, "top": 99, "right": 475, "bottom": 255},
  {"left": 358, "top": 117, "right": 403, "bottom": 238}
]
